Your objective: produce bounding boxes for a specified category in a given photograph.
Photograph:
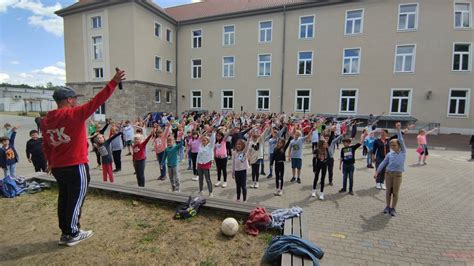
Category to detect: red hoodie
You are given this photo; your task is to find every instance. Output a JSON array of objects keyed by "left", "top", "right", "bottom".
[{"left": 41, "top": 80, "right": 118, "bottom": 168}]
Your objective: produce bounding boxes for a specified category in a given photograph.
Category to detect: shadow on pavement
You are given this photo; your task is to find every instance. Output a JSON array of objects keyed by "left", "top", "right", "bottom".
[{"left": 359, "top": 213, "right": 390, "bottom": 233}]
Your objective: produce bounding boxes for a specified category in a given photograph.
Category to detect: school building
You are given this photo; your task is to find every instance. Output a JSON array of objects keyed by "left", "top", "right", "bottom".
[{"left": 56, "top": 0, "right": 474, "bottom": 134}]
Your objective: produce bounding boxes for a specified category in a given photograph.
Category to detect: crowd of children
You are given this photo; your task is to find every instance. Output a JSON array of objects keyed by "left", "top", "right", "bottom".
[{"left": 2, "top": 109, "right": 450, "bottom": 217}]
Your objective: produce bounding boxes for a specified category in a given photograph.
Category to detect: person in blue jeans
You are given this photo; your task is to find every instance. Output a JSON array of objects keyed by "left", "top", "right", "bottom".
[
  {"left": 339, "top": 131, "right": 367, "bottom": 195},
  {"left": 0, "top": 127, "right": 18, "bottom": 178}
]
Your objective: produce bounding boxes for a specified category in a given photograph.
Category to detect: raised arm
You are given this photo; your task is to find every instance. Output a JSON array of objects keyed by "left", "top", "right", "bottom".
[{"left": 396, "top": 122, "right": 406, "bottom": 153}]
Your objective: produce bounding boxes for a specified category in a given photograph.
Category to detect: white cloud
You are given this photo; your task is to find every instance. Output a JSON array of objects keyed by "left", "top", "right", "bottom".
[
  {"left": 10, "top": 60, "right": 20, "bottom": 65},
  {"left": 0, "top": 0, "right": 18, "bottom": 13},
  {"left": 0, "top": 73, "right": 10, "bottom": 83},
  {"left": 33, "top": 65, "right": 66, "bottom": 77},
  {"left": 55, "top": 61, "right": 65, "bottom": 68},
  {"left": 19, "top": 72, "right": 33, "bottom": 78},
  {"left": 1, "top": 0, "right": 64, "bottom": 37}
]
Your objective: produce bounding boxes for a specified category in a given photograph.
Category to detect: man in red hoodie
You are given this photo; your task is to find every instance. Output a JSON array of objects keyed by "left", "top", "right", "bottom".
[{"left": 41, "top": 69, "right": 125, "bottom": 247}]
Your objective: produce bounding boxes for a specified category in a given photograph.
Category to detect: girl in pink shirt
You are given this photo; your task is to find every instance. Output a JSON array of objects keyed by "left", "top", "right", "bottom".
[
  {"left": 187, "top": 131, "right": 201, "bottom": 180},
  {"left": 153, "top": 123, "right": 171, "bottom": 180},
  {"left": 214, "top": 130, "right": 229, "bottom": 188},
  {"left": 416, "top": 128, "right": 438, "bottom": 165}
]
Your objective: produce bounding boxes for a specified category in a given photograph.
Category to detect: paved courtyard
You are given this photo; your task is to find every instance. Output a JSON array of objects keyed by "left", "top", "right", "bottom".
[{"left": 6, "top": 114, "right": 474, "bottom": 265}]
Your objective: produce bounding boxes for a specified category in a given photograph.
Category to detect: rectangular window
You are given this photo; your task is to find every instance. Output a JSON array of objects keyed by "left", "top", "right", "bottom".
[
  {"left": 339, "top": 89, "right": 358, "bottom": 113},
  {"left": 92, "top": 36, "right": 102, "bottom": 60},
  {"left": 258, "top": 54, "right": 271, "bottom": 76},
  {"left": 191, "top": 90, "right": 202, "bottom": 109},
  {"left": 166, "top": 29, "right": 172, "bottom": 42},
  {"left": 256, "top": 90, "right": 270, "bottom": 111},
  {"left": 166, "top": 91, "right": 172, "bottom": 103},
  {"left": 398, "top": 3, "right": 418, "bottom": 31},
  {"left": 222, "top": 56, "right": 235, "bottom": 78},
  {"left": 455, "top": 3, "right": 471, "bottom": 28},
  {"left": 295, "top": 89, "right": 311, "bottom": 112},
  {"left": 342, "top": 48, "right": 361, "bottom": 74},
  {"left": 154, "top": 22, "right": 161, "bottom": 37},
  {"left": 92, "top": 16, "right": 101, "bottom": 29},
  {"left": 221, "top": 90, "right": 234, "bottom": 110},
  {"left": 223, "top": 25, "right": 235, "bottom": 46},
  {"left": 390, "top": 89, "right": 412, "bottom": 115},
  {"left": 299, "top": 16, "right": 314, "bottom": 39},
  {"left": 259, "top": 21, "right": 272, "bottom": 43},
  {"left": 192, "top": 59, "right": 202, "bottom": 79},
  {"left": 298, "top": 51, "right": 313, "bottom": 75},
  {"left": 395, "top": 45, "right": 416, "bottom": 73},
  {"left": 448, "top": 89, "right": 470, "bottom": 116},
  {"left": 166, "top": 60, "right": 172, "bottom": 73},
  {"left": 154, "top": 56, "right": 161, "bottom": 70},
  {"left": 453, "top": 43, "right": 472, "bottom": 71},
  {"left": 345, "top": 9, "right": 363, "bottom": 35},
  {"left": 155, "top": 89, "right": 161, "bottom": 103},
  {"left": 192, "top": 29, "right": 202, "bottom": 48},
  {"left": 93, "top": 67, "right": 103, "bottom": 79}
]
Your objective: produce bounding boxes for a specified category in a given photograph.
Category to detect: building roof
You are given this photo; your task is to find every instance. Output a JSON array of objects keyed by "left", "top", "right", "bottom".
[{"left": 165, "top": 0, "right": 312, "bottom": 22}]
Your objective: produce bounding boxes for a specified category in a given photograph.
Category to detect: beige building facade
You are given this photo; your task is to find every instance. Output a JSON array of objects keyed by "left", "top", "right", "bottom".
[{"left": 58, "top": 0, "right": 473, "bottom": 134}]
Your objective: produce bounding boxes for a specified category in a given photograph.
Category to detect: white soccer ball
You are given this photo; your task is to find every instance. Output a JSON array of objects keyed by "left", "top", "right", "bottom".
[{"left": 221, "top": 217, "right": 239, "bottom": 237}]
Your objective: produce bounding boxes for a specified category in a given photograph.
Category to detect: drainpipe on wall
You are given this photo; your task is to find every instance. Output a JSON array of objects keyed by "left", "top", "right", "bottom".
[
  {"left": 279, "top": 5, "right": 287, "bottom": 113},
  {"left": 175, "top": 23, "right": 179, "bottom": 115}
]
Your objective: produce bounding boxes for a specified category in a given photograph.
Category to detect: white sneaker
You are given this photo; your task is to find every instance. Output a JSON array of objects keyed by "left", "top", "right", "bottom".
[
  {"left": 376, "top": 183, "right": 381, "bottom": 189},
  {"left": 65, "top": 230, "right": 94, "bottom": 247},
  {"left": 192, "top": 176, "right": 199, "bottom": 181},
  {"left": 311, "top": 190, "right": 317, "bottom": 197},
  {"left": 319, "top": 192, "right": 324, "bottom": 200},
  {"left": 274, "top": 190, "right": 280, "bottom": 196},
  {"left": 198, "top": 191, "right": 203, "bottom": 195},
  {"left": 381, "top": 183, "right": 386, "bottom": 190},
  {"left": 221, "top": 182, "right": 227, "bottom": 188},
  {"left": 255, "top": 182, "right": 259, "bottom": 189},
  {"left": 209, "top": 192, "right": 214, "bottom": 197},
  {"left": 249, "top": 183, "right": 255, "bottom": 188},
  {"left": 215, "top": 181, "right": 222, "bottom": 187},
  {"left": 278, "top": 190, "right": 283, "bottom": 196}
]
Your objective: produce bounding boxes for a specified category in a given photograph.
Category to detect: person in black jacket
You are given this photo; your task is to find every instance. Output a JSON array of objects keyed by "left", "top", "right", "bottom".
[
  {"left": 273, "top": 137, "right": 292, "bottom": 196},
  {"left": 372, "top": 129, "right": 390, "bottom": 190},
  {"left": 26, "top": 130, "right": 47, "bottom": 172},
  {"left": 470, "top": 135, "right": 474, "bottom": 161}
]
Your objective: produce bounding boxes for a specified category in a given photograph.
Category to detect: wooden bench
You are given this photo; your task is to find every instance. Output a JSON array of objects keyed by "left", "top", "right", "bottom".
[
  {"left": 281, "top": 215, "right": 313, "bottom": 266},
  {"left": 32, "top": 173, "right": 277, "bottom": 215}
]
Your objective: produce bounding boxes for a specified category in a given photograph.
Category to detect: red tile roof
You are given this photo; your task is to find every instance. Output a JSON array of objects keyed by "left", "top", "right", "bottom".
[{"left": 165, "top": 0, "right": 312, "bottom": 22}]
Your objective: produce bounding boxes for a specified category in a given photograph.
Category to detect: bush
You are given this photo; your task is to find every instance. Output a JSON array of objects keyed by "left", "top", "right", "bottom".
[
  {"left": 39, "top": 111, "right": 47, "bottom": 117},
  {"left": 18, "top": 112, "right": 28, "bottom": 116}
]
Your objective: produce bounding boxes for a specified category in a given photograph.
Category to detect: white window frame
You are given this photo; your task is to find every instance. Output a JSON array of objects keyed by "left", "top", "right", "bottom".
[
  {"left": 166, "top": 28, "right": 173, "bottom": 43},
  {"left": 154, "top": 56, "right": 162, "bottom": 71},
  {"left": 92, "top": 35, "right": 103, "bottom": 60},
  {"left": 389, "top": 88, "right": 413, "bottom": 115},
  {"left": 397, "top": 3, "right": 419, "bottom": 32},
  {"left": 256, "top": 89, "right": 271, "bottom": 111},
  {"left": 294, "top": 89, "right": 312, "bottom": 112},
  {"left": 452, "top": 42, "right": 472, "bottom": 72},
  {"left": 299, "top": 15, "right": 315, "bottom": 39},
  {"left": 190, "top": 90, "right": 202, "bottom": 109},
  {"left": 192, "top": 29, "right": 202, "bottom": 48},
  {"left": 222, "top": 56, "right": 235, "bottom": 78},
  {"left": 258, "top": 20, "right": 272, "bottom": 43},
  {"left": 257, "top": 54, "right": 272, "bottom": 77},
  {"left": 339, "top": 89, "right": 359, "bottom": 114},
  {"left": 166, "top": 60, "right": 172, "bottom": 73},
  {"left": 91, "top": 16, "right": 102, "bottom": 29},
  {"left": 344, "top": 9, "right": 364, "bottom": 35},
  {"left": 191, "top": 59, "right": 202, "bottom": 79},
  {"left": 223, "top": 25, "right": 235, "bottom": 46},
  {"left": 394, "top": 44, "right": 416, "bottom": 73},
  {"left": 297, "top": 51, "right": 313, "bottom": 76},
  {"left": 342, "top": 47, "right": 361, "bottom": 75},
  {"left": 93, "top": 67, "right": 104, "bottom": 79},
  {"left": 447, "top": 88, "right": 471, "bottom": 117},
  {"left": 454, "top": 1, "right": 472, "bottom": 29},
  {"left": 154, "top": 21, "right": 161, "bottom": 38},
  {"left": 221, "top": 90, "right": 234, "bottom": 110},
  {"left": 155, "top": 89, "right": 161, "bottom": 103},
  {"left": 166, "top": 91, "right": 172, "bottom": 104}
]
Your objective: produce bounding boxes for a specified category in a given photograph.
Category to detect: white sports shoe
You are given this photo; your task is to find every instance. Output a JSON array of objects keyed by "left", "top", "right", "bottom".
[
  {"left": 278, "top": 190, "right": 283, "bottom": 196},
  {"left": 222, "top": 182, "right": 227, "bottom": 188},
  {"left": 255, "top": 182, "right": 259, "bottom": 189},
  {"left": 215, "top": 181, "right": 222, "bottom": 187},
  {"left": 318, "top": 192, "right": 324, "bottom": 200},
  {"left": 381, "top": 183, "right": 386, "bottom": 190},
  {"left": 376, "top": 183, "right": 381, "bottom": 189},
  {"left": 192, "top": 176, "right": 199, "bottom": 181},
  {"left": 65, "top": 230, "right": 94, "bottom": 247},
  {"left": 209, "top": 192, "right": 214, "bottom": 197},
  {"left": 249, "top": 183, "right": 255, "bottom": 188},
  {"left": 311, "top": 190, "right": 317, "bottom": 197}
]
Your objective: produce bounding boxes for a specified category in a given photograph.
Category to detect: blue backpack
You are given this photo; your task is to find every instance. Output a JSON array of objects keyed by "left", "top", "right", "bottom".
[{"left": 1, "top": 176, "right": 24, "bottom": 198}]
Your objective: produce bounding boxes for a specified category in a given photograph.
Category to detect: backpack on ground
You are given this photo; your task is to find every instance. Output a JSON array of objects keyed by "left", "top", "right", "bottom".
[{"left": 174, "top": 196, "right": 206, "bottom": 219}]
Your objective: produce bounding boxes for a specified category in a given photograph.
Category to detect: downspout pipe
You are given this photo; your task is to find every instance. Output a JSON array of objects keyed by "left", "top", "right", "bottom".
[
  {"left": 175, "top": 22, "right": 179, "bottom": 115},
  {"left": 279, "top": 5, "right": 287, "bottom": 113}
]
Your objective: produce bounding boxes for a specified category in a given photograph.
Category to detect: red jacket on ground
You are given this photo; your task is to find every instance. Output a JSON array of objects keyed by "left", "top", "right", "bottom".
[
  {"left": 41, "top": 80, "right": 118, "bottom": 168},
  {"left": 245, "top": 207, "right": 271, "bottom": 236}
]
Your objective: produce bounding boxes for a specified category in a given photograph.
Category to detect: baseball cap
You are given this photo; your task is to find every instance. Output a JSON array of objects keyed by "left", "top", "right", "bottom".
[{"left": 53, "top": 86, "right": 83, "bottom": 102}]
